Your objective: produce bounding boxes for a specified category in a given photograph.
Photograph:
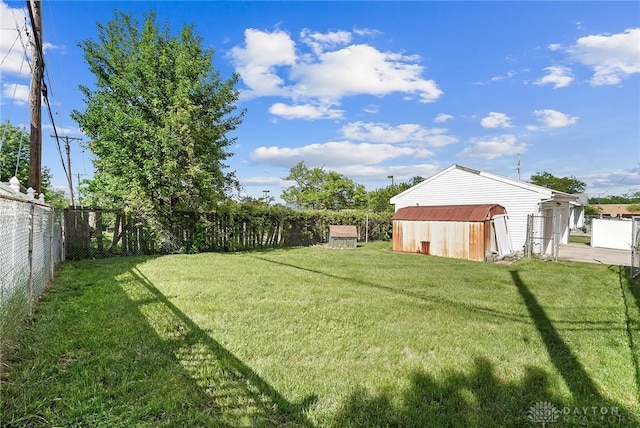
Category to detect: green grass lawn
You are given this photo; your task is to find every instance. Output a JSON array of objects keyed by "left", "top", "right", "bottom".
[
  {"left": 569, "top": 234, "right": 591, "bottom": 245},
  {"left": 2, "top": 242, "right": 639, "bottom": 427}
]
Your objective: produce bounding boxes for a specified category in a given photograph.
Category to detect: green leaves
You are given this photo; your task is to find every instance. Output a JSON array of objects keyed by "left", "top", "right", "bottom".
[
  {"left": 529, "top": 171, "right": 586, "bottom": 194},
  {"left": 0, "top": 123, "right": 30, "bottom": 183},
  {"left": 281, "top": 161, "right": 367, "bottom": 210},
  {"left": 72, "top": 10, "right": 243, "bottom": 232}
]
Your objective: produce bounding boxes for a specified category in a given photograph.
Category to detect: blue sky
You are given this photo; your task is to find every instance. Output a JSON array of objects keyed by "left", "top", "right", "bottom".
[{"left": 1, "top": 1, "right": 639, "bottom": 203}]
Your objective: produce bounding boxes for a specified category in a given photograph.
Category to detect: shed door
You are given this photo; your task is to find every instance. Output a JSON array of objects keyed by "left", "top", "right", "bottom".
[{"left": 493, "top": 215, "right": 513, "bottom": 256}]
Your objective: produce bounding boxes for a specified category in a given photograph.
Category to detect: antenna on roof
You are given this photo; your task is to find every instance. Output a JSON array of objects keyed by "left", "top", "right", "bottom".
[{"left": 517, "top": 153, "right": 521, "bottom": 181}]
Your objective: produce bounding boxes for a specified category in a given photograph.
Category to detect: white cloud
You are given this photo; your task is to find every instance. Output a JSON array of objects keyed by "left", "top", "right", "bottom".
[
  {"left": 458, "top": 134, "right": 527, "bottom": 160},
  {"left": 531, "top": 109, "right": 579, "bottom": 128},
  {"left": 363, "top": 104, "right": 379, "bottom": 114},
  {"left": 473, "top": 71, "right": 516, "bottom": 85},
  {"left": 340, "top": 121, "right": 458, "bottom": 147},
  {"left": 229, "top": 28, "right": 296, "bottom": 98},
  {"left": 250, "top": 141, "right": 429, "bottom": 168},
  {"left": 239, "top": 176, "right": 287, "bottom": 187},
  {"left": 1, "top": 83, "right": 29, "bottom": 104},
  {"left": 230, "top": 28, "right": 442, "bottom": 107},
  {"left": 0, "top": 2, "right": 30, "bottom": 78},
  {"left": 568, "top": 27, "right": 640, "bottom": 85},
  {"left": 352, "top": 27, "right": 383, "bottom": 38},
  {"left": 268, "top": 102, "right": 344, "bottom": 120},
  {"left": 582, "top": 168, "right": 640, "bottom": 192},
  {"left": 292, "top": 44, "right": 442, "bottom": 102},
  {"left": 548, "top": 43, "right": 562, "bottom": 52},
  {"left": 534, "top": 66, "right": 574, "bottom": 89},
  {"left": 491, "top": 71, "right": 516, "bottom": 82},
  {"left": 337, "top": 163, "right": 441, "bottom": 182},
  {"left": 434, "top": 113, "right": 453, "bottom": 123},
  {"left": 480, "top": 112, "right": 513, "bottom": 129},
  {"left": 0, "top": 2, "right": 64, "bottom": 80},
  {"left": 44, "top": 124, "right": 84, "bottom": 136},
  {"left": 300, "top": 29, "right": 352, "bottom": 55},
  {"left": 42, "top": 41, "right": 64, "bottom": 53}
]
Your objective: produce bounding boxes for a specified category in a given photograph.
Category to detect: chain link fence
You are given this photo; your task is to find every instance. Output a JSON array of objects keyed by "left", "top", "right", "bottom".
[
  {"left": 1, "top": 187, "right": 64, "bottom": 372},
  {"left": 524, "top": 214, "right": 560, "bottom": 260}
]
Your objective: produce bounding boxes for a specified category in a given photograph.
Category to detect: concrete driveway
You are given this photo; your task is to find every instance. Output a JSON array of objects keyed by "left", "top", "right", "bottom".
[{"left": 557, "top": 243, "right": 632, "bottom": 266}]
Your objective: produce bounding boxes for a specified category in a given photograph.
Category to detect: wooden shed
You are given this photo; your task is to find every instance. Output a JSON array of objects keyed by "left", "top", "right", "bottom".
[
  {"left": 392, "top": 204, "right": 512, "bottom": 261},
  {"left": 328, "top": 225, "right": 358, "bottom": 249}
]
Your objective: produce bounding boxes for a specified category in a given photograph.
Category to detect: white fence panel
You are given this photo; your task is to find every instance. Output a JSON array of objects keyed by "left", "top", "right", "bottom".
[{"left": 591, "top": 218, "right": 632, "bottom": 250}]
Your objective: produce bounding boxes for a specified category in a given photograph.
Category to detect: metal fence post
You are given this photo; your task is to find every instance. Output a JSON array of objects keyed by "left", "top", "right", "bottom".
[
  {"left": 27, "top": 202, "right": 34, "bottom": 313},
  {"left": 49, "top": 208, "right": 55, "bottom": 281}
]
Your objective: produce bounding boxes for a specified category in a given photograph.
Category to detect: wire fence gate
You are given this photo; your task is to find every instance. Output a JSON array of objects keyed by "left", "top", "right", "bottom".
[{"left": 524, "top": 214, "right": 560, "bottom": 260}]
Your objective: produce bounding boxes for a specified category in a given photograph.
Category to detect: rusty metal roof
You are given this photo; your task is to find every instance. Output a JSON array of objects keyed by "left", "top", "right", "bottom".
[
  {"left": 329, "top": 225, "right": 358, "bottom": 238},
  {"left": 392, "top": 204, "right": 506, "bottom": 222}
]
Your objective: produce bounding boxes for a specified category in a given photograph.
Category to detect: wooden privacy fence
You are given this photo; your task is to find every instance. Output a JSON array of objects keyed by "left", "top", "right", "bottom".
[{"left": 64, "top": 208, "right": 393, "bottom": 260}]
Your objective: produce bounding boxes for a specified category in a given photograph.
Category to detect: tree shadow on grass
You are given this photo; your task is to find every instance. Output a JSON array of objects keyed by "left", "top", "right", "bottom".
[
  {"left": 334, "top": 357, "right": 557, "bottom": 427},
  {"left": 125, "top": 266, "right": 316, "bottom": 427},
  {"left": 1, "top": 256, "right": 314, "bottom": 427},
  {"left": 510, "top": 269, "right": 638, "bottom": 426},
  {"left": 332, "top": 270, "right": 639, "bottom": 427}
]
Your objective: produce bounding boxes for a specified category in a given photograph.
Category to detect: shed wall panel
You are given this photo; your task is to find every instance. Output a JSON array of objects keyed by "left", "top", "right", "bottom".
[
  {"left": 393, "top": 220, "right": 486, "bottom": 261},
  {"left": 392, "top": 168, "right": 545, "bottom": 251}
]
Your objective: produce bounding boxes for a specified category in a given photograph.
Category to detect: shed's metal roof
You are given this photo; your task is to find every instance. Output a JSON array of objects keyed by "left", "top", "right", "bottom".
[
  {"left": 392, "top": 204, "right": 506, "bottom": 222},
  {"left": 329, "top": 225, "right": 358, "bottom": 238}
]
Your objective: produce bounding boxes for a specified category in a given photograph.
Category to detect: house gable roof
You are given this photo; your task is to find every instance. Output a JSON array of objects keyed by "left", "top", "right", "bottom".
[{"left": 390, "top": 164, "right": 578, "bottom": 204}]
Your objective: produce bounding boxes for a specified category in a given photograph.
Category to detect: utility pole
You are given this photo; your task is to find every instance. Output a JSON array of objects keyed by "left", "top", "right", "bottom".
[
  {"left": 51, "top": 135, "right": 82, "bottom": 206},
  {"left": 517, "top": 153, "right": 521, "bottom": 181},
  {"left": 28, "top": 0, "right": 43, "bottom": 195}
]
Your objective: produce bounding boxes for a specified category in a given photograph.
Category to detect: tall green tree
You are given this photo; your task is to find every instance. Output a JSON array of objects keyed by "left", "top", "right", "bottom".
[
  {"left": 529, "top": 171, "right": 586, "bottom": 194},
  {"left": 72, "top": 11, "right": 244, "bottom": 230},
  {"left": 281, "top": 161, "right": 367, "bottom": 210},
  {"left": 0, "top": 123, "right": 68, "bottom": 209}
]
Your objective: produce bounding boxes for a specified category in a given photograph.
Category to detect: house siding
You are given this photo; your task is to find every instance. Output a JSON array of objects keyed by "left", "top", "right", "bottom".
[{"left": 391, "top": 167, "right": 547, "bottom": 251}]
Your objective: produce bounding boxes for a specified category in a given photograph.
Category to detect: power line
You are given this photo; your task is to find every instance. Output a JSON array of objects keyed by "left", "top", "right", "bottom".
[
  {"left": 51, "top": 134, "right": 81, "bottom": 206},
  {"left": 0, "top": 32, "right": 22, "bottom": 66}
]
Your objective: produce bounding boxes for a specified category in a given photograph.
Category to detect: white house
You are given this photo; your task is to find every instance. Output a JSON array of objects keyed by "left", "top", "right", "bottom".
[
  {"left": 569, "top": 193, "right": 588, "bottom": 230},
  {"left": 389, "top": 164, "right": 579, "bottom": 256}
]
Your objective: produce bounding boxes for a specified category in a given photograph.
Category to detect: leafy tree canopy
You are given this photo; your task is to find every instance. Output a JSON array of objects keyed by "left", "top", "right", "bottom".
[
  {"left": 0, "top": 123, "right": 29, "bottom": 184},
  {"left": 281, "top": 161, "right": 367, "bottom": 210},
  {"left": 367, "top": 176, "right": 425, "bottom": 212},
  {"left": 0, "top": 123, "right": 68, "bottom": 209},
  {"left": 529, "top": 171, "right": 586, "bottom": 194},
  {"left": 588, "top": 192, "right": 640, "bottom": 204},
  {"left": 72, "top": 10, "right": 244, "bottom": 231},
  {"left": 627, "top": 203, "right": 640, "bottom": 213}
]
